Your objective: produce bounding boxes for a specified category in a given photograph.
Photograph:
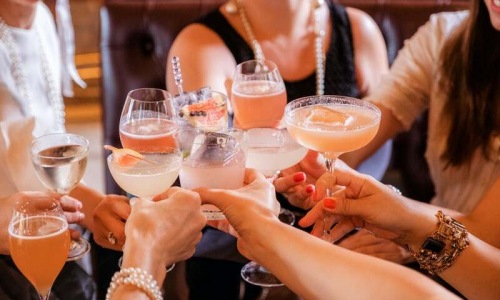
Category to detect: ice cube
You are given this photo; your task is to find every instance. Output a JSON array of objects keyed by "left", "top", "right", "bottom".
[
  {"left": 247, "top": 128, "right": 283, "bottom": 148},
  {"left": 188, "top": 132, "right": 241, "bottom": 166},
  {"left": 304, "top": 106, "right": 353, "bottom": 127}
]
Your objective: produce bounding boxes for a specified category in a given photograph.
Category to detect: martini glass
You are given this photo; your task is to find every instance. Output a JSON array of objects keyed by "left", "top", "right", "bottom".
[
  {"left": 30, "top": 132, "right": 91, "bottom": 261},
  {"left": 9, "top": 196, "right": 71, "bottom": 300},
  {"left": 284, "top": 95, "right": 381, "bottom": 241}
]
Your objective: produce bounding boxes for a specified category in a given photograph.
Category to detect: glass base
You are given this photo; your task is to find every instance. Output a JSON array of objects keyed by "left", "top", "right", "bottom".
[
  {"left": 241, "top": 261, "right": 284, "bottom": 287},
  {"left": 67, "top": 238, "right": 91, "bottom": 261},
  {"left": 278, "top": 209, "right": 296, "bottom": 226}
]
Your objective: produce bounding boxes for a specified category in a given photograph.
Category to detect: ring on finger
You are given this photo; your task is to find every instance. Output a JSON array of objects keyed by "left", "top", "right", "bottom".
[{"left": 107, "top": 231, "right": 117, "bottom": 245}]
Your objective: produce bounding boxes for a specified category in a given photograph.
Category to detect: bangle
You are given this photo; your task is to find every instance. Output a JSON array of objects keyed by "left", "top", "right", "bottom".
[
  {"left": 408, "top": 211, "right": 469, "bottom": 275},
  {"left": 105, "top": 267, "right": 163, "bottom": 300}
]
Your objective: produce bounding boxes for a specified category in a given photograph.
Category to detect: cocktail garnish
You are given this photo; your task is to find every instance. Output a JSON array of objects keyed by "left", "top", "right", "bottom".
[
  {"left": 305, "top": 106, "right": 353, "bottom": 127},
  {"left": 180, "top": 96, "right": 226, "bottom": 129},
  {"left": 103, "top": 145, "right": 157, "bottom": 165}
]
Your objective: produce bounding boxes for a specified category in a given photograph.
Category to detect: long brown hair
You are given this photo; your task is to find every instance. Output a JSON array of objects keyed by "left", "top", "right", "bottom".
[{"left": 439, "top": 0, "right": 500, "bottom": 167}]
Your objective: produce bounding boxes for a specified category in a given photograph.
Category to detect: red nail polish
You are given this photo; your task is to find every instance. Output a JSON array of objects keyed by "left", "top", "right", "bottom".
[
  {"left": 305, "top": 185, "right": 314, "bottom": 194},
  {"left": 324, "top": 198, "right": 336, "bottom": 209},
  {"left": 293, "top": 172, "right": 305, "bottom": 182}
]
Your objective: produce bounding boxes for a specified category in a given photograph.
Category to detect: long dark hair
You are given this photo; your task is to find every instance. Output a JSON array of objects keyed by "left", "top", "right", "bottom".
[{"left": 439, "top": 0, "right": 500, "bottom": 167}]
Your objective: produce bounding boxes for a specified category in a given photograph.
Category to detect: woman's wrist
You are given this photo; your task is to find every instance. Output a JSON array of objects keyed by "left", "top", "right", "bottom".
[{"left": 122, "top": 233, "right": 168, "bottom": 284}]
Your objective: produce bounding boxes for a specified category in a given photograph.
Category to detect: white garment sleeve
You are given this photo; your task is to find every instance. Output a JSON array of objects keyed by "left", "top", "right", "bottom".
[{"left": 365, "top": 12, "right": 460, "bottom": 130}]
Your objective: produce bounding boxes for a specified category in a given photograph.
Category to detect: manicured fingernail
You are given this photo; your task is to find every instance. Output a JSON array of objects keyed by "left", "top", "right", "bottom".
[
  {"left": 324, "top": 198, "right": 336, "bottom": 209},
  {"left": 293, "top": 173, "right": 305, "bottom": 182},
  {"left": 79, "top": 212, "right": 85, "bottom": 222},
  {"left": 305, "top": 185, "right": 314, "bottom": 194}
]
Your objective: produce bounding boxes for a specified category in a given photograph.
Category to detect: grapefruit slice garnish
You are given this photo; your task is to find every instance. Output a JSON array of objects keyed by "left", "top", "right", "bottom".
[
  {"left": 180, "top": 97, "right": 227, "bottom": 129},
  {"left": 104, "top": 145, "right": 155, "bottom": 166}
]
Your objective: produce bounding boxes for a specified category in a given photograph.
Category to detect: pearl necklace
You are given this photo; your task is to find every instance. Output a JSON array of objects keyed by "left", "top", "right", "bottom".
[
  {"left": 231, "top": 0, "right": 326, "bottom": 95},
  {"left": 0, "top": 18, "right": 66, "bottom": 131}
]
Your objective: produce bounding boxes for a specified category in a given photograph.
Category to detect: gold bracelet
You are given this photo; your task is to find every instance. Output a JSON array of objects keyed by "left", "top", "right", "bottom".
[
  {"left": 409, "top": 211, "right": 469, "bottom": 275},
  {"left": 105, "top": 267, "right": 163, "bottom": 300}
]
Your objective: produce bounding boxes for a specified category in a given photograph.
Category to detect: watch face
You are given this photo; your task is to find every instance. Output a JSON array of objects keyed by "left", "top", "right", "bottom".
[{"left": 422, "top": 237, "right": 445, "bottom": 253}]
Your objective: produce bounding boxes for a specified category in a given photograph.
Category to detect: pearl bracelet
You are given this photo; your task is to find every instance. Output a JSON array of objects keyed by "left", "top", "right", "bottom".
[{"left": 105, "top": 267, "right": 163, "bottom": 300}]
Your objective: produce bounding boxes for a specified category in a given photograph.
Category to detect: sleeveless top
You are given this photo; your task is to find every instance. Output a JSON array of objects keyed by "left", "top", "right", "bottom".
[{"left": 197, "top": 2, "right": 360, "bottom": 102}]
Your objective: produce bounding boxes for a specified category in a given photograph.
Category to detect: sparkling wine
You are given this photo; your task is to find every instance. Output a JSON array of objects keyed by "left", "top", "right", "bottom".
[
  {"left": 9, "top": 216, "right": 70, "bottom": 297},
  {"left": 32, "top": 144, "right": 88, "bottom": 194}
]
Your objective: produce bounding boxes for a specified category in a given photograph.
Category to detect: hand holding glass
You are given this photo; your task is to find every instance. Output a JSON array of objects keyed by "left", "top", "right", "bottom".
[
  {"left": 9, "top": 196, "right": 70, "bottom": 299},
  {"left": 30, "top": 133, "right": 90, "bottom": 260},
  {"left": 284, "top": 95, "right": 381, "bottom": 241}
]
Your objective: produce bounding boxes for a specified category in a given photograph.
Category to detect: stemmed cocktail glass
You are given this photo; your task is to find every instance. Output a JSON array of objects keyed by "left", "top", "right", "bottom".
[
  {"left": 119, "top": 88, "right": 178, "bottom": 151},
  {"left": 9, "top": 196, "right": 71, "bottom": 299},
  {"left": 30, "top": 132, "right": 91, "bottom": 260},
  {"left": 106, "top": 146, "right": 182, "bottom": 270},
  {"left": 284, "top": 95, "right": 381, "bottom": 241},
  {"left": 232, "top": 59, "right": 305, "bottom": 287}
]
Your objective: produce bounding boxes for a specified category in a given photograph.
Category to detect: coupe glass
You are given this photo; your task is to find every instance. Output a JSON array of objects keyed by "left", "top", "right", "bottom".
[
  {"left": 9, "top": 193, "right": 71, "bottom": 299},
  {"left": 107, "top": 147, "right": 182, "bottom": 201},
  {"left": 107, "top": 146, "right": 182, "bottom": 271},
  {"left": 119, "top": 88, "right": 177, "bottom": 151},
  {"left": 285, "top": 95, "right": 381, "bottom": 241},
  {"left": 30, "top": 132, "right": 91, "bottom": 260}
]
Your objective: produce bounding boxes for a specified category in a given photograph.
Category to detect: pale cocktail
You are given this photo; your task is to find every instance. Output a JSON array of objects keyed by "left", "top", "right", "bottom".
[{"left": 285, "top": 95, "right": 381, "bottom": 241}]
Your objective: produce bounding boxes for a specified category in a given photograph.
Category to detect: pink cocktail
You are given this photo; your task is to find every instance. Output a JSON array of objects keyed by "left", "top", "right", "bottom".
[
  {"left": 231, "top": 60, "right": 286, "bottom": 129},
  {"left": 120, "top": 118, "right": 177, "bottom": 151},
  {"left": 285, "top": 95, "right": 381, "bottom": 241}
]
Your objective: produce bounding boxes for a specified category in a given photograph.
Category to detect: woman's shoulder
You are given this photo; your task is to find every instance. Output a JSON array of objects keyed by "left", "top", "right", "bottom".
[{"left": 425, "top": 10, "right": 469, "bottom": 38}]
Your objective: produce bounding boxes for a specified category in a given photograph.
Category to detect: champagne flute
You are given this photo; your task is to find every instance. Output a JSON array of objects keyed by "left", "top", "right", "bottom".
[
  {"left": 284, "top": 95, "right": 381, "bottom": 241},
  {"left": 9, "top": 194, "right": 71, "bottom": 299},
  {"left": 30, "top": 132, "right": 91, "bottom": 260},
  {"left": 119, "top": 88, "right": 178, "bottom": 151}
]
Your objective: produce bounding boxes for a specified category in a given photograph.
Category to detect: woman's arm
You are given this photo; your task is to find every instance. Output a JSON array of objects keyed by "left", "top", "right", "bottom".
[
  {"left": 109, "top": 189, "right": 206, "bottom": 300},
  {"left": 301, "top": 167, "right": 500, "bottom": 299},
  {"left": 197, "top": 170, "right": 458, "bottom": 300}
]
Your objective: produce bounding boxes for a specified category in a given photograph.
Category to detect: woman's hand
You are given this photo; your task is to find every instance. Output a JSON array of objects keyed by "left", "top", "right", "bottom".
[
  {"left": 273, "top": 150, "right": 325, "bottom": 209},
  {"left": 195, "top": 169, "right": 280, "bottom": 260},
  {"left": 299, "top": 167, "right": 436, "bottom": 248},
  {"left": 123, "top": 188, "right": 206, "bottom": 269},
  {"left": 93, "top": 194, "right": 131, "bottom": 250}
]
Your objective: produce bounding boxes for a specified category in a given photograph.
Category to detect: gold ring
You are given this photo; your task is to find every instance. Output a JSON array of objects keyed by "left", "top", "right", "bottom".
[{"left": 107, "top": 232, "right": 117, "bottom": 245}]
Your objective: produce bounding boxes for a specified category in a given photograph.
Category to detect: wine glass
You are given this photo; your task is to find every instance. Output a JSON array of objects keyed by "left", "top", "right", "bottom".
[
  {"left": 119, "top": 88, "right": 178, "bottom": 151},
  {"left": 232, "top": 60, "right": 302, "bottom": 287},
  {"left": 231, "top": 59, "right": 287, "bottom": 130},
  {"left": 9, "top": 193, "right": 71, "bottom": 299},
  {"left": 284, "top": 95, "right": 381, "bottom": 241},
  {"left": 30, "top": 132, "right": 91, "bottom": 261}
]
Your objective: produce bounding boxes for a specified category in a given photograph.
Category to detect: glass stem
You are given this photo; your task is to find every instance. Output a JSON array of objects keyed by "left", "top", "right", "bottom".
[
  {"left": 322, "top": 156, "right": 337, "bottom": 243},
  {"left": 39, "top": 290, "right": 50, "bottom": 300}
]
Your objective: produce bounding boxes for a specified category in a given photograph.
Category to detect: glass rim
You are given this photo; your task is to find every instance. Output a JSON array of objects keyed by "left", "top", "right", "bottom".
[
  {"left": 107, "top": 147, "right": 183, "bottom": 170},
  {"left": 127, "top": 88, "right": 173, "bottom": 103},
  {"left": 284, "top": 95, "right": 381, "bottom": 123},
  {"left": 31, "top": 133, "right": 90, "bottom": 158}
]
